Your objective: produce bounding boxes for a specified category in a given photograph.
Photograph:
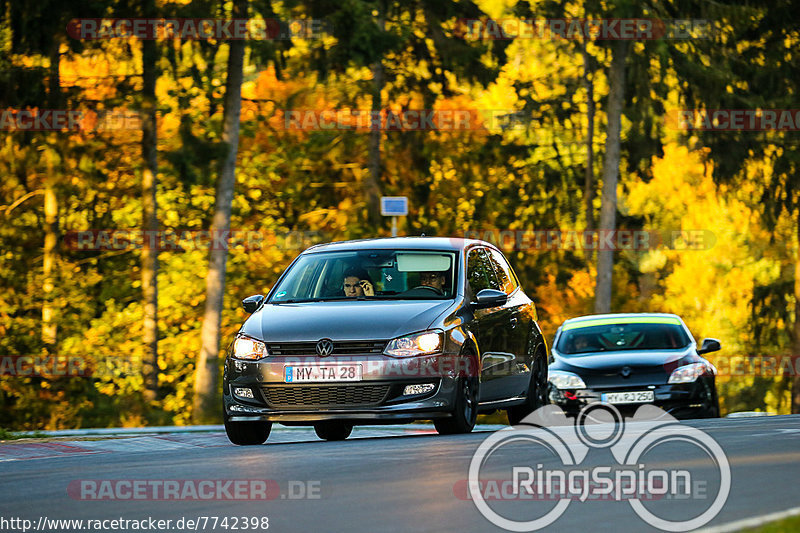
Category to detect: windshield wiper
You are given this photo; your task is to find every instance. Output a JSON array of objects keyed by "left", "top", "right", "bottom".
[
  {"left": 271, "top": 296, "right": 390, "bottom": 303},
  {"left": 314, "top": 296, "right": 381, "bottom": 301}
]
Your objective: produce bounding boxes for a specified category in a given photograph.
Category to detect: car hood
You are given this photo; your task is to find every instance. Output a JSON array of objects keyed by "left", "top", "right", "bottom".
[
  {"left": 551, "top": 347, "right": 696, "bottom": 372},
  {"left": 240, "top": 300, "right": 455, "bottom": 342}
]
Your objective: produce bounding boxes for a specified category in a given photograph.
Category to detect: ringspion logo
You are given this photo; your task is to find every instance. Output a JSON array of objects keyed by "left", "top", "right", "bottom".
[{"left": 467, "top": 404, "right": 730, "bottom": 531}]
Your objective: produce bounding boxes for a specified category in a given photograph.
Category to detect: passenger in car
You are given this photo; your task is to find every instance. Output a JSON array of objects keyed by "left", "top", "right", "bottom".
[{"left": 343, "top": 267, "right": 375, "bottom": 297}]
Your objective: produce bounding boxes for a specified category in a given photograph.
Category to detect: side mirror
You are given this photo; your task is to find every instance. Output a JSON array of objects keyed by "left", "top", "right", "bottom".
[
  {"left": 698, "top": 338, "right": 721, "bottom": 355},
  {"left": 242, "top": 294, "right": 265, "bottom": 314},
  {"left": 473, "top": 289, "right": 508, "bottom": 309}
]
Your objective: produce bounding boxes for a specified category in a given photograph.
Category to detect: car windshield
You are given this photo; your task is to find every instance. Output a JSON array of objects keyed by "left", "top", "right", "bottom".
[
  {"left": 556, "top": 321, "right": 690, "bottom": 354},
  {"left": 268, "top": 249, "right": 458, "bottom": 302}
]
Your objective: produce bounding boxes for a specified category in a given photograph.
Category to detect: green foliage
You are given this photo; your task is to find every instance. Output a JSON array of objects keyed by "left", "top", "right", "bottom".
[
  {"left": 0, "top": 427, "right": 46, "bottom": 440},
  {"left": 742, "top": 514, "right": 800, "bottom": 533}
]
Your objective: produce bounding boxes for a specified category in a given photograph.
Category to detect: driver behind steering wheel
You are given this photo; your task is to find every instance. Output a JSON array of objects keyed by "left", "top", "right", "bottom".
[
  {"left": 343, "top": 267, "right": 375, "bottom": 297},
  {"left": 418, "top": 271, "right": 446, "bottom": 294}
]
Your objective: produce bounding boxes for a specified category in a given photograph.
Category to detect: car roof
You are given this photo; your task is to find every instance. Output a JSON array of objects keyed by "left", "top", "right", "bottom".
[
  {"left": 302, "top": 236, "right": 492, "bottom": 254},
  {"left": 561, "top": 313, "right": 684, "bottom": 328}
]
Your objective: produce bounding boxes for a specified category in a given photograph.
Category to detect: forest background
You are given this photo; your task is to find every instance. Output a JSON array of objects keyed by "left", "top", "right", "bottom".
[{"left": 1, "top": 0, "right": 798, "bottom": 429}]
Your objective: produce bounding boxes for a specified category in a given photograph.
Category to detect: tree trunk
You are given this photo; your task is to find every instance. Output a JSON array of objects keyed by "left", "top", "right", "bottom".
[
  {"left": 582, "top": 39, "right": 595, "bottom": 233},
  {"left": 42, "top": 40, "right": 61, "bottom": 348},
  {"left": 793, "top": 211, "right": 800, "bottom": 414},
  {"left": 193, "top": 0, "right": 247, "bottom": 423},
  {"left": 140, "top": 0, "right": 160, "bottom": 403},
  {"left": 365, "top": 4, "right": 386, "bottom": 229},
  {"left": 594, "top": 40, "right": 627, "bottom": 314}
]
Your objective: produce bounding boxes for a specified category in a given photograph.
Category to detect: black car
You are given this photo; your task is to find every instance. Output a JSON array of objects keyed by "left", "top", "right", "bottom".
[
  {"left": 548, "top": 313, "right": 721, "bottom": 419},
  {"left": 223, "top": 237, "right": 549, "bottom": 444}
]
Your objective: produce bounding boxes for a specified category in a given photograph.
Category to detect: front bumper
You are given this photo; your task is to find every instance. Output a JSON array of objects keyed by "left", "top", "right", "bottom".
[
  {"left": 548, "top": 379, "right": 716, "bottom": 418},
  {"left": 223, "top": 353, "right": 471, "bottom": 423}
]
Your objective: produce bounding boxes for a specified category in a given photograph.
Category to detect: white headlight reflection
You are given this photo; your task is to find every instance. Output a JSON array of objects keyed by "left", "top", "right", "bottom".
[
  {"left": 384, "top": 331, "right": 443, "bottom": 357},
  {"left": 232, "top": 337, "right": 267, "bottom": 360},
  {"left": 668, "top": 362, "right": 712, "bottom": 384},
  {"left": 548, "top": 370, "right": 587, "bottom": 389}
]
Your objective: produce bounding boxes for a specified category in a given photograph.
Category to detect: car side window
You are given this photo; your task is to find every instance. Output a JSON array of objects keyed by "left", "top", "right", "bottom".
[
  {"left": 486, "top": 248, "right": 518, "bottom": 295},
  {"left": 466, "top": 248, "right": 501, "bottom": 298}
]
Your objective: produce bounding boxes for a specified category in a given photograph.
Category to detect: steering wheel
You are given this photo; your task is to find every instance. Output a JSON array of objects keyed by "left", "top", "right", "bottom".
[{"left": 410, "top": 285, "right": 444, "bottom": 296}]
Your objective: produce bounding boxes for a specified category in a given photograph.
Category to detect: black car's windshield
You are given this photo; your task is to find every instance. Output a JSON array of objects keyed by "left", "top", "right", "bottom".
[
  {"left": 557, "top": 321, "right": 690, "bottom": 354},
  {"left": 268, "top": 249, "right": 458, "bottom": 302}
]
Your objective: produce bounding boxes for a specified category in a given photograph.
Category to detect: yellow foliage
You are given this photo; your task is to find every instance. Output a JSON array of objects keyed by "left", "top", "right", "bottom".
[{"left": 626, "top": 143, "right": 792, "bottom": 413}]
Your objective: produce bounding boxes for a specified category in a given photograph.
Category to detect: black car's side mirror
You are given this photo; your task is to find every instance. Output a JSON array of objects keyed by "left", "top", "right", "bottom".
[
  {"left": 473, "top": 289, "right": 508, "bottom": 309},
  {"left": 242, "top": 294, "right": 265, "bottom": 314},
  {"left": 698, "top": 338, "right": 721, "bottom": 355}
]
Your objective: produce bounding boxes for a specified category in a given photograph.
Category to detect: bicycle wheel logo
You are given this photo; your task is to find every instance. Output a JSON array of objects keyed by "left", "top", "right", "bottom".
[{"left": 467, "top": 403, "right": 730, "bottom": 532}]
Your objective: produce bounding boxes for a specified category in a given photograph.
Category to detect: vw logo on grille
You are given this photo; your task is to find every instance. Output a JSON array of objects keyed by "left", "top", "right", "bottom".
[
  {"left": 316, "top": 338, "right": 334, "bottom": 357},
  {"left": 620, "top": 366, "right": 632, "bottom": 378}
]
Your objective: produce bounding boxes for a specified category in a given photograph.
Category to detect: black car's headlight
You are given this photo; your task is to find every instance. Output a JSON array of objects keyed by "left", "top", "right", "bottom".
[
  {"left": 668, "top": 362, "right": 715, "bottom": 384},
  {"left": 384, "top": 330, "right": 443, "bottom": 358},
  {"left": 232, "top": 336, "right": 268, "bottom": 360},
  {"left": 548, "top": 370, "right": 587, "bottom": 389}
]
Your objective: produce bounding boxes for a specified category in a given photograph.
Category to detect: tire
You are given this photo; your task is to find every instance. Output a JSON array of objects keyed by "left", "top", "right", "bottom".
[
  {"left": 224, "top": 414, "right": 272, "bottom": 445},
  {"left": 314, "top": 421, "right": 353, "bottom": 441},
  {"left": 507, "top": 351, "right": 548, "bottom": 426},
  {"left": 699, "top": 381, "right": 720, "bottom": 418},
  {"left": 435, "top": 376, "right": 479, "bottom": 435}
]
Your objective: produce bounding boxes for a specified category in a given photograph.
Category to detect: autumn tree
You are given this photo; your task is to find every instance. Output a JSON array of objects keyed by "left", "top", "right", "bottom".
[
  {"left": 193, "top": 0, "right": 249, "bottom": 423},
  {"left": 670, "top": 0, "right": 800, "bottom": 412},
  {"left": 302, "top": 0, "right": 502, "bottom": 231}
]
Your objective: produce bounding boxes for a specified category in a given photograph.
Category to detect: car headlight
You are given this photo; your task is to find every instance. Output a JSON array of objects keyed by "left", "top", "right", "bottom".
[
  {"left": 232, "top": 337, "right": 267, "bottom": 360},
  {"left": 668, "top": 362, "right": 713, "bottom": 384},
  {"left": 384, "top": 331, "right": 443, "bottom": 357},
  {"left": 548, "top": 370, "right": 586, "bottom": 390}
]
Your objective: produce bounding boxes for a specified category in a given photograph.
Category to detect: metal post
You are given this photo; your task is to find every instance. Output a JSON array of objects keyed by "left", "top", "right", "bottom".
[{"left": 391, "top": 216, "right": 397, "bottom": 237}]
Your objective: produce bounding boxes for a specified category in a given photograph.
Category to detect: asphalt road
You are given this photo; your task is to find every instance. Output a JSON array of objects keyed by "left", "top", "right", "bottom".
[{"left": 1, "top": 415, "right": 799, "bottom": 533}]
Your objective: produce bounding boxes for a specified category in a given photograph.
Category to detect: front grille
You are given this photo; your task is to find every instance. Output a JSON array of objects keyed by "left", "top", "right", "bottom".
[
  {"left": 266, "top": 340, "right": 386, "bottom": 357},
  {"left": 262, "top": 384, "right": 391, "bottom": 408},
  {"left": 583, "top": 366, "right": 670, "bottom": 388}
]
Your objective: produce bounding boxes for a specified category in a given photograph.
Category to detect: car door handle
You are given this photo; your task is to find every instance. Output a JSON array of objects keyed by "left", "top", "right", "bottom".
[{"left": 510, "top": 317, "right": 518, "bottom": 328}]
